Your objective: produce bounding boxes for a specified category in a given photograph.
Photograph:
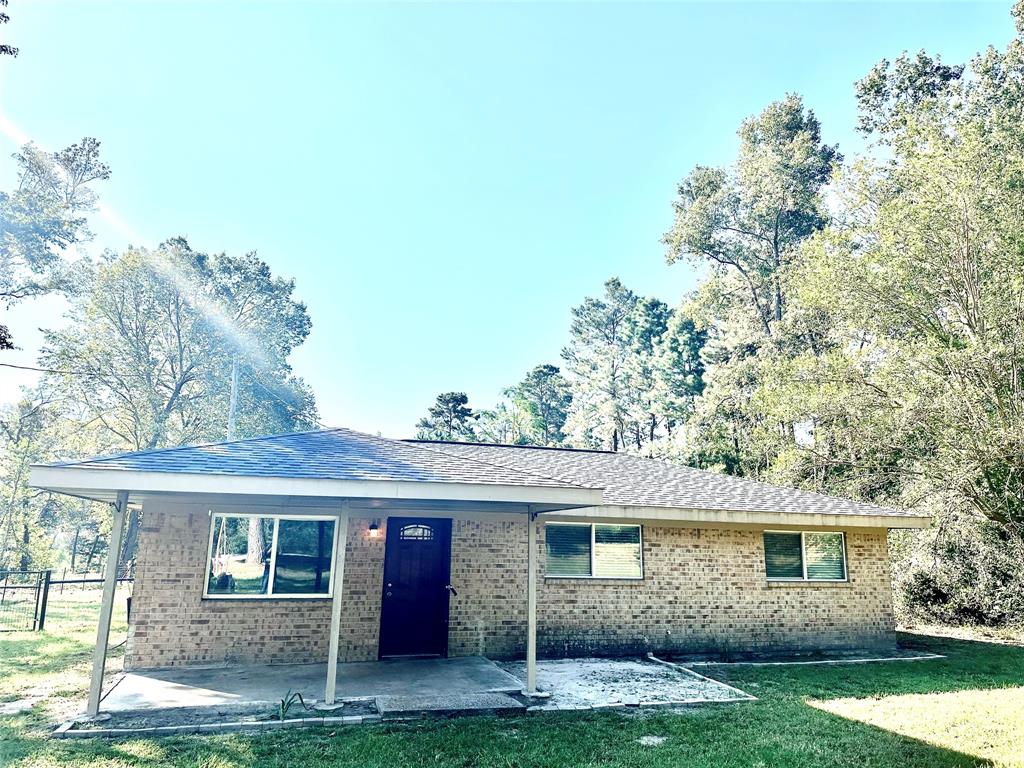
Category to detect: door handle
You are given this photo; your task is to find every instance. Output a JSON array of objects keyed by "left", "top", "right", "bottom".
[{"left": 445, "top": 584, "right": 458, "bottom": 597}]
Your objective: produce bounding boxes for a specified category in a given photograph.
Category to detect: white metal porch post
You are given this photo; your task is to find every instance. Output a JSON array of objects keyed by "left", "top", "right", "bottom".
[
  {"left": 86, "top": 490, "right": 128, "bottom": 718},
  {"left": 526, "top": 507, "right": 538, "bottom": 695},
  {"left": 324, "top": 502, "right": 350, "bottom": 706}
]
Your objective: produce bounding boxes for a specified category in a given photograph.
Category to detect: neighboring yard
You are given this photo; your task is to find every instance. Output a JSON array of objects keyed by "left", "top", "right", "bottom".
[{"left": 1, "top": 597, "right": 1022, "bottom": 768}]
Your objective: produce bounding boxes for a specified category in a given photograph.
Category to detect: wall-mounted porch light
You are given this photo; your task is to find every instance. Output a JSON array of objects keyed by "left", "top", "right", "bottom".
[{"left": 368, "top": 520, "right": 380, "bottom": 539}]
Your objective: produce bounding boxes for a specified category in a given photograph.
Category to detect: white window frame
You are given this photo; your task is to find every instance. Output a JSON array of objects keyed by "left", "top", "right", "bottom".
[
  {"left": 544, "top": 522, "right": 644, "bottom": 580},
  {"left": 203, "top": 512, "right": 340, "bottom": 600},
  {"left": 763, "top": 530, "right": 848, "bottom": 583}
]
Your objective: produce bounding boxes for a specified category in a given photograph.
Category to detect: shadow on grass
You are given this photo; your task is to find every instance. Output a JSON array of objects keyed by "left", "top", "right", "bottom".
[
  {"left": 0, "top": 700, "right": 1001, "bottom": 768},
  {"left": 0, "top": 629, "right": 1018, "bottom": 767}
]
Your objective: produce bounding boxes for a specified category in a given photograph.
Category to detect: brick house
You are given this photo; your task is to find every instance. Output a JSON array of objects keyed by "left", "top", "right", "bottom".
[{"left": 31, "top": 427, "right": 929, "bottom": 715}]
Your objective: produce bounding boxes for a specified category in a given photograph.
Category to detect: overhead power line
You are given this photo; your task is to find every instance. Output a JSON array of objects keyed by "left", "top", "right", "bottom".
[{"left": 0, "top": 362, "right": 102, "bottom": 376}]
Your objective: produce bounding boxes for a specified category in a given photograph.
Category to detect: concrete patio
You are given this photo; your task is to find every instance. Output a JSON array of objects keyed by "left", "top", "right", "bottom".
[
  {"left": 52, "top": 655, "right": 758, "bottom": 737},
  {"left": 102, "top": 656, "right": 524, "bottom": 712}
]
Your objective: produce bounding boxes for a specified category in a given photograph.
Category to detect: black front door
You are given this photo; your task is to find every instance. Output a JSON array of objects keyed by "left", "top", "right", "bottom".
[{"left": 378, "top": 517, "right": 452, "bottom": 658}]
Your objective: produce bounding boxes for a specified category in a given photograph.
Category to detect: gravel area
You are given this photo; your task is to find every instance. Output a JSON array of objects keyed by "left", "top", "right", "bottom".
[{"left": 499, "top": 658, "right": 752, "bottom": 710}]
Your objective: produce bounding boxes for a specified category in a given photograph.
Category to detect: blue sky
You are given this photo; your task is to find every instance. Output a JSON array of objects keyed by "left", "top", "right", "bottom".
[{"left": 0, "top": 1, "right": 1014, "bottom": 437}]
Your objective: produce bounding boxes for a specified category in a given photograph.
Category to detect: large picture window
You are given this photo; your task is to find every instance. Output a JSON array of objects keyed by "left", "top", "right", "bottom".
[
  {"left": 763, "top": 531, "right": 847, "bottom": 582},
  {"left": 205, "top": 513, "right": 338, "bottom": 598},
  {"left": 545, "top": 523, "right": 643, "bottom": 579}
]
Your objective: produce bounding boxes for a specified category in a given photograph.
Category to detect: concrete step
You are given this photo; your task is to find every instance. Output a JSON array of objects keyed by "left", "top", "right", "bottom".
[{"left": 375, "top": 692, "right": 524, "bottom": 719}]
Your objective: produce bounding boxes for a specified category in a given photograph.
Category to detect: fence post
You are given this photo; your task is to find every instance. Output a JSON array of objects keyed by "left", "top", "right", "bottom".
[{"left": 37, "top": 570, "right": 51, "bottom": 631}]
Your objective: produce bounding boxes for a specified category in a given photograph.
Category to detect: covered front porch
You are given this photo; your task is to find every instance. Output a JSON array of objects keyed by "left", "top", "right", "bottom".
[{"left": 30, "top": 435, "right": 605, "bottom": 718}]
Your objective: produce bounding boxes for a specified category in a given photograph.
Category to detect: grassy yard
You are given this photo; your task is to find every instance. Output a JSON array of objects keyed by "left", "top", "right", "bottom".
[{"left": 1, "top": 599, "right": 1022, "bottom": 768}]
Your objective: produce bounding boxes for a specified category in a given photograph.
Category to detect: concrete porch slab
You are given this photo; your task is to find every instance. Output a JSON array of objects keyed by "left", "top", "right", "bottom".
[{"left": 102, "top": 656, "right": 523, "bottom": 713}]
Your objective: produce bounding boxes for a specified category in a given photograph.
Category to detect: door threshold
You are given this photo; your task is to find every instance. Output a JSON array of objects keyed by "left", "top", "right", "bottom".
[{"left": 379, "top": 654, "right": 444, "bottom": 661}]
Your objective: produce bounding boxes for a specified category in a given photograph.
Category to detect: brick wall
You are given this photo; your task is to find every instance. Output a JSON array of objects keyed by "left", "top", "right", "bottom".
[
  {"left": 125, "top": 501, "right": 386, "bottom": 669},
  {"left": 451, "top": 522, "right": 894, "bottom": 659},
  {"left": 536, "top": 525, "right": 895, "bottom": 657},
  {"left": 126, "top": 501, "right": 895, "bottom": 670}
]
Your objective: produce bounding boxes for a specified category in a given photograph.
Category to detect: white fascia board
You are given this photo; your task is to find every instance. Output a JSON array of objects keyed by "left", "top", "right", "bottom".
[
  {"left": 28, "top": 465, "right": 603, "bottom": 507},
  {"left": 543, "top": 504, "right": 931, "bottom": 530}
]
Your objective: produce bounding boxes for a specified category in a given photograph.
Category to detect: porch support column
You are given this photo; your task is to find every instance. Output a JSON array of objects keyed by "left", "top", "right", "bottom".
[
  {"left": 324, "top": 501, "right": 350, "bottom": 706},
  {"left": 526, "top": 506, "right": 538, "bottom": 695},
  {"left": 86, "top": 490, "right": 128, "bottom": 718}
]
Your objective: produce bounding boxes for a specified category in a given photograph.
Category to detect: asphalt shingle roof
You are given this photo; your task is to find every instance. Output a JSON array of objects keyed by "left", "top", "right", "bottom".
[
  {"left": 47, "top": 428, "right": 920, "bottom": 519},
  {"left": 49, "top": 428, "right": 589, "bottom": 489},
  {"left": 408, "top": 441, "right": 919, "bottom": 519}
]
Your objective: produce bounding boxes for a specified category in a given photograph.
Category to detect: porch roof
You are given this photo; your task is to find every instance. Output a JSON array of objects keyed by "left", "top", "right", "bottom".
[{"left": 27, "top": 427, "right": 603, "bottom": 510}]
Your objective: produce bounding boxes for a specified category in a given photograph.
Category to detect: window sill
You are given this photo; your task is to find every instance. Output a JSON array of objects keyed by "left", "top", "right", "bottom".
[
  {"left": 201, "top": 595, "right": 334, "bottom": 602},
  {"left": 765, "top": 580, "right": 850, "bottom": 587},
  {"left": 544, "top": 576, "right": 645, "bottom": 583}
]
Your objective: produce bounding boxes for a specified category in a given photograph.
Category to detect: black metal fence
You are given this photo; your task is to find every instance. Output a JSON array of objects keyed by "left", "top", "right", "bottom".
[
  {"left": 0, "top": 570, "right": 51, "bottom": 632},
  {"left": 0, "top": 569, "right": 134, "bottom": 631}
]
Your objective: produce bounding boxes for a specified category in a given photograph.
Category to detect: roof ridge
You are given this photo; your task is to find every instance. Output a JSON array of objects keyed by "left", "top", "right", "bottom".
[
  {"left": 319, "top": 428, "right": 598, "bottom": 487},
  {"left": 404, "top": 439, "right": 614, "bottom": 455}
]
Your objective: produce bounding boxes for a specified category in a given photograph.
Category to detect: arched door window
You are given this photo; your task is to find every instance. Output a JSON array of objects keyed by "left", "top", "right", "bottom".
[{"left": 399, "top": 524, "right": 434, "bottom": 541}]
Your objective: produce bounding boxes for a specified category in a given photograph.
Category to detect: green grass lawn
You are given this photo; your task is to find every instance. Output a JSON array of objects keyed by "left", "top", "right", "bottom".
[{"left": 1, "top": 599, "right": 1022, "bottom": 768}]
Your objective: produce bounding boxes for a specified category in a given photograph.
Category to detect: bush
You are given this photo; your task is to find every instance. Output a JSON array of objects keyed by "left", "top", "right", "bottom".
[{"left": 893, "top": 512, "right": 1024, "bottom": 628}]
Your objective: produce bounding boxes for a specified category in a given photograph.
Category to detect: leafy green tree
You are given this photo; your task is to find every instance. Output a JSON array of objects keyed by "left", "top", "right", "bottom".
[
  {"left": 41, "top": 239, "right": 316, "bottom": 451},
  {"left": 509, "top": 364, "right": 572, "bottom": 446},
  {"left": 663, "top": 94, "right": 839, "bottom": 339},
  {"left": 661, "top": 96, "right": 840, "bottom": 475},
  {"left": 0, "top": 393, "right": 103, "bottom": 572},
  {"left": 743, "top": 2, "right": 1024, "bottom": 622},
  {"left": 38, "top": 239, "right": 318, "bottom": 567},
  {"left": 786, "top": 6, "right": 1024, "bottom": 539},
  {"left": 0, "top": 138, "right": 110, "bottom": 347},
  {"left": 562, "top": 279, "right": 687, "bottom": 452},
  {"left": 623, "top": 297, "right": 671, "bottom": 447},
  {"left": 562, "top": 278, "right": 639, "bottom": 451},
  {"left": 415, "top": 392, "right": 477, "bottom": 441},
  {"left": 652, "top": 308, "right": 706, "bottom": 433},
  {"left": 474, "top": 398, "right": 529, "bottom": 445}
]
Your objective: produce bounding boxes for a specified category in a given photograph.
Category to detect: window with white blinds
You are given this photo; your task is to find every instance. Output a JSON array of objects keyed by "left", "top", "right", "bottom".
[
  {"left": 545, "top": 523, "right": 643, "bottom": 579},
  {"left": 763, "top": 531, "right": 847, "bottom": 582}
]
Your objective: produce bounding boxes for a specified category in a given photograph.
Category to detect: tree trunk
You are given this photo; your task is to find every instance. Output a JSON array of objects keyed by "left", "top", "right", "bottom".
[
  {"left": 246, "top": 517, "right": 265, "bottom": 565},
  {"left": 19, "top": 520, "right": 30, "bottom": 571},
  {"left": 71, "top": 525, "right": 81, "bottom": 571}
]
